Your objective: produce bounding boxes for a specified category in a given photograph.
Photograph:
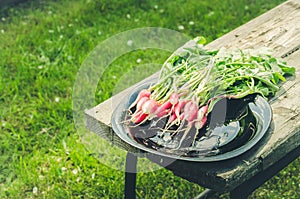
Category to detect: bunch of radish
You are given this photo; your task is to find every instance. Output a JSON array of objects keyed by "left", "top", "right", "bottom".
[
  {"left": 127, "top": 37, "right": 295, "bottom": 149},
  {"left": 129, "top": 89, "right": 211, "bottom": 148},
  {"left": 130, "top": 89, "right": 209, "bottom": 128}
]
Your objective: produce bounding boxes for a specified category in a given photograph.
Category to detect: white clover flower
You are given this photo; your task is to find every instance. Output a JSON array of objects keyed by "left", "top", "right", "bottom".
[
  {"left": 154, "top": 5, "right": 158, "bottom": 9},
  {"left": 72, "top": 169, "right": 78, "bottom": 175},
  {"left": 91, "top": 173, "right": 95, "bottom": 179},
  {"left": 98, "top": 31, "right": 102, "bottom": 35},
  {"left": 178, "top": 25, "right": 184, "bottom": 30},
  {"left": 61, "top": 167, "right": 67, "bottom": 171},
  {"left": 38, "top": 65, "right": 43, "bottom": 69},
  {"left": 127, "top": 40, "right": 133, "bottom": 46},
  {"left": 136, "top": 58, "right": 142, "bottom": 63},
  {"left": 208, "top": 11, "right": 215, "bottom": 17},
  {"left": 33, "top": 187, "right": 38, "bottom": 195},
  {"left": 189, "top": 21, "right": 195, "bottom": 25},
  {"left": 1, "top": 29, "right": 5, "bottom": 33},
  {"left": 1, "top": 17, "right": 6, "bottom": 21},
  {"left": 55, "top": 97, "right": 60, "bottom": 102},
  {"left": 126, "top": 14, "right": 131, "bottom": 19},
  {"left": 48, "top": 30, "right": 54, "bottom": 33}
]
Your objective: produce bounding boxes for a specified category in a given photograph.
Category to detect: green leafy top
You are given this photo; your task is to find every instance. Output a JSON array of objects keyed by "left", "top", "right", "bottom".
[{"left": 150, "top": 38, "right": 295, "bottom": 111}]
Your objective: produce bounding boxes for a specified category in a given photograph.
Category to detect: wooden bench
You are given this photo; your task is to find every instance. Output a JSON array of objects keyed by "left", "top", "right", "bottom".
[{"left": 85, "top": 0, "right": 300, "bottom": 198}]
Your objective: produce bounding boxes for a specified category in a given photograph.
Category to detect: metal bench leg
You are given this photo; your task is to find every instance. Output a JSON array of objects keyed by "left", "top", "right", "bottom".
[{"left": 125, "top": 152, "right": 137, "bottom": 199}]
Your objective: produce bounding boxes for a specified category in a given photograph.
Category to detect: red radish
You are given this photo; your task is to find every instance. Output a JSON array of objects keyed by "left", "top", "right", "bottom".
[
  {"left": 183, "top": 101, "right": 198, "bottom": 123},
  {"left": 175, "top": 101, "right": 199, "bottom": 148},
  {"left": 201, "top": 116, "right": 207, "bottom": 126},
  {"left": 176, "top": 108, "right": 200, "bottom": 149},
  {"left": 154, "top": 100, "right": 172, "bottom": 116},
  {"left": 167, "top": 112, "right": 184, "bottom": 127},
  {"left": 136, "top": 96, "right": 149, "bottom": 111},
  {"left": 198, "top": 104, "right": 208, "bottom": 120},
  {"left": 138, "top": 89, "right": 151, "bottom": 98},
  {"left": 142, "top": 99, "right": 159, "bottom": 115},
  {"left": 194, "top": 104, "right": 209, "bottom": 129},
  {"left": 164, "top": 98, "right": 183, "bottom": 122},
  {"left": 131, "top": 110, "right": 148, "bottom": 124},
  {"left": 179, "top": 112, "right": 185, "bottom": 121},
  {"left": 170, "top": 93, "right": 179, "bottom": 105},
  {"left": 167, "top": 112, "right": 178, "bottom": 124},
  {"left": 156, "top": 109, "right": 170, "bottom": 118},
  {"left": 129, "top": 89, "right": 151, "bottom": 110},
  {"left": 195, "top": 116, "right": 207, "bottom": 129},
  {"left": 175, "top": 101, "right": 200, "bottom": 148},
  {"left": 174, "top": 100, "right": 187, "bottom": 118},
  {"left": 157, "top": 100, "right": 172, "bottom": 111},
  {"left": 192, "top": 115, "right": 208, "bottom": 146}
]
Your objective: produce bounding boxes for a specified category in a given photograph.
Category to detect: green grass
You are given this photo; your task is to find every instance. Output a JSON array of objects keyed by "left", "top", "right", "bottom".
[{"left": 0, "top": 0, "right": 299, "bottom": 198}]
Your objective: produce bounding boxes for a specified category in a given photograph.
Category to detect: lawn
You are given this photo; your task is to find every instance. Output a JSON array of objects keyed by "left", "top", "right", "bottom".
[{"left": 0, "top": 0, "right": 299, "bottom": 198}]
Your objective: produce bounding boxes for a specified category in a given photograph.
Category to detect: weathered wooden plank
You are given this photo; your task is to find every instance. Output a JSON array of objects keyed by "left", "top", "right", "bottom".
[
  {"left": 85, "top": 0, "right": 300, "bottom": 192},
  {"left": 207, "top": 0, "right": 300, "bottom": 57},
  {"left": 257, "top": 49, "right": 300, "bottom": 169}
]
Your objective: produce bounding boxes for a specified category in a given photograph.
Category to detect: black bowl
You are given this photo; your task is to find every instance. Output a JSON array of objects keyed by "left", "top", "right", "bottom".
[{"left": 111, "top": 79, "right": 272, "bottom": 162}]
